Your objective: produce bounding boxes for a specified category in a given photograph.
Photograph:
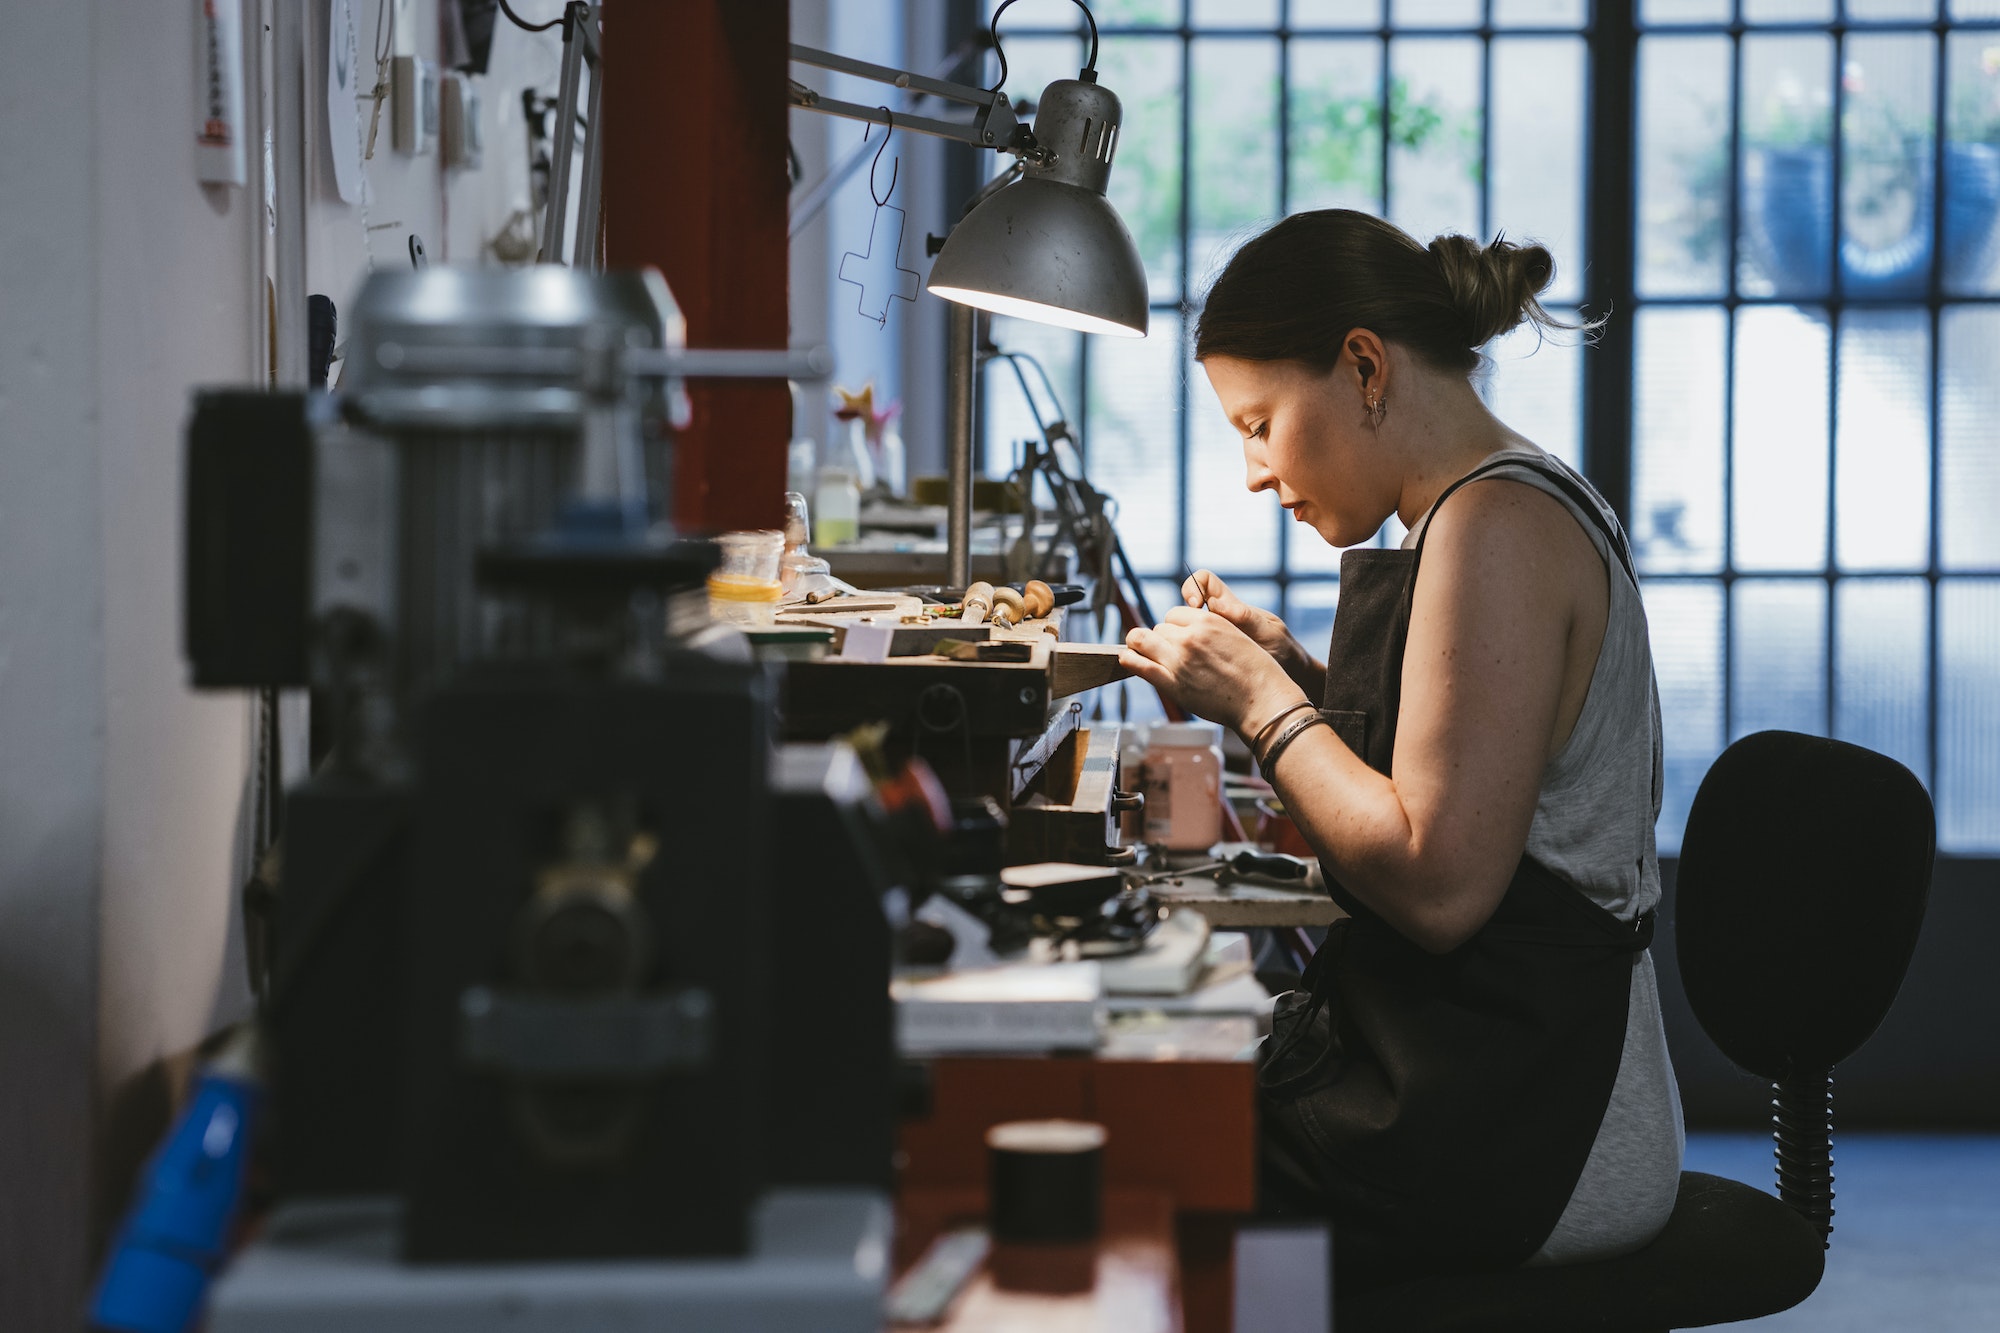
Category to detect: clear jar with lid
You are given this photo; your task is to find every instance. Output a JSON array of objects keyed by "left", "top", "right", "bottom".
[
  {"left": 778, "top": 492, "right": 833, "bottom": 597},
  {"left": 707, "top": 530, "right": 785, "bottom": 626},
  {"left": 814, "top": 467, "right": 860, "bottom": 546},
  {"left": 1140, "top": 721, "right": 1224, "bottom": 852}
]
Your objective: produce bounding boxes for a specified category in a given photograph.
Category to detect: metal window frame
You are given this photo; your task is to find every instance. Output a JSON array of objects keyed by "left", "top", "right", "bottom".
[
  {"left": 1628, "top": 0, "right": 2000, "bottom": 829},
  {"left": 986, "top": 0, "right": 1598, "bottom": 624},
  {"left": 972, "top": 0, "right": 2000, "bottom": 843}
]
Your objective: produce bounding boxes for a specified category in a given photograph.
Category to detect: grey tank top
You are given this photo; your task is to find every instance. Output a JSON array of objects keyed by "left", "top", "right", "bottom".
[{"left": 1407, "top": 447, "right": 1685, "bottom": 1265}]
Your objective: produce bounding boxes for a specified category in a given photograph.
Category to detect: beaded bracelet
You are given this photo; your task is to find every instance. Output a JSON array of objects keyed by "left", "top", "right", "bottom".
[
  {"left": 1259, "top": 712, "right": 1328, "bottom": 776},
  {"left": 1246, "top": 698, "right": 1315, "bottom": 754}
]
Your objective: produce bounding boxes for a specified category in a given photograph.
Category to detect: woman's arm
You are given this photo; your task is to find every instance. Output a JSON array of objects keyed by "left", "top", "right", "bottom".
[{"left": 1124, "top": 481, "right": 1594, "bottom": 954}]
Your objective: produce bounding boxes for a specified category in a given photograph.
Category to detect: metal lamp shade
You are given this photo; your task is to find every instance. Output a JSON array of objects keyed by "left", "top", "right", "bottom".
[{"left": 926, "top": 175, "right": 1150, "bottom": 338}]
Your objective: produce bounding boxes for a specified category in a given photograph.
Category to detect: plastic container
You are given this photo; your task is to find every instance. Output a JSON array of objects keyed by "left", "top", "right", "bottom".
[
  {"left": 707, "top": 530, "right": 785, "bottom": 626},
  {"left": 815, "top": 467, "right": 860, "bottom": 546},
  {"left": 1140, "top": 721, "right": 1225, "bottom": 852}
]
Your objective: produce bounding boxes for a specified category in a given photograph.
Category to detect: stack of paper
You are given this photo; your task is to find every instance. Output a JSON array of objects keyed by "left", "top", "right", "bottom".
[
  {"left": 1098, "top": 909, "right": 1214, "bottom": 996},
  {"left": 892, "top": 960, "right": 1101, "bottom": 1055}
]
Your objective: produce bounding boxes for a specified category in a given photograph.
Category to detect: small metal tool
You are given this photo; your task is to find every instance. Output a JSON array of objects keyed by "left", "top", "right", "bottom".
[
  {"left": 1133, "top": 848, "right": 1311, "bottom": 887},
  {"left": 1182, "top": 563, "right": 1210, "bottom": 611}
]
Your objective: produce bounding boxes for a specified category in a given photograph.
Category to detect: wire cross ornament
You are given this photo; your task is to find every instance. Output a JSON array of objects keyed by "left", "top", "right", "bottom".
[{"left": 837, "top": 109, "right": 920, "bottom": 329}]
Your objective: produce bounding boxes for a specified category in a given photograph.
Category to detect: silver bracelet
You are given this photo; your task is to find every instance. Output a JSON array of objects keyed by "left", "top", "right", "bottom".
[
  {"left": 1247, "top": 698, "right": 1315, "bottom": 753},
  {"left": 1259, "top": 712, "right": 1327, "bottom": 776}
]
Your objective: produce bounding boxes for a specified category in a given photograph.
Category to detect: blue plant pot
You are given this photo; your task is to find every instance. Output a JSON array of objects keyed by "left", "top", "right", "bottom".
[
  {"left": 1746, "top": 143, "right": 2000, "bottom": 298},
  {"left": 1744, "top": 147, "right": 1834, "bottom": 296},
  {"left": 1943, "top": 142, "right": 2000, "bottom": 291},
  {"left": 1841, "top": 150, "right": 1935, "bottom": 299}
]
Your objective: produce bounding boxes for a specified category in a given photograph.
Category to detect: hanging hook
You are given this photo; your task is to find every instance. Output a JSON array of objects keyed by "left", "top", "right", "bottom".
[{"left": 866, "top": 107, "right": 899, "bottom": 208}]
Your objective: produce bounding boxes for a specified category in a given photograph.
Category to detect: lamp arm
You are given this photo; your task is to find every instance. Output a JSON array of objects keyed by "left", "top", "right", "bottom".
[
  {"left": 790, "top": 43, "right": 1000, "bottom": 111},
  {"left": 789, "top": 31, "right": 992, "bottom": 238},
  {"left": 787, "top": 43, "right": 1032, "bottom": 156}
]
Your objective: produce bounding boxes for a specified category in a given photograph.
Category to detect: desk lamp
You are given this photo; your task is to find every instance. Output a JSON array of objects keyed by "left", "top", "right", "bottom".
[{"left": 790, "top": 0, "right": 1148, "bottom": 587}]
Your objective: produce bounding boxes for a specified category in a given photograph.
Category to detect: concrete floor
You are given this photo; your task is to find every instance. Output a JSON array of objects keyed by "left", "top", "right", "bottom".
[{"left": 1681, "top": 1132, "right": 2000, "bottom": 1331}]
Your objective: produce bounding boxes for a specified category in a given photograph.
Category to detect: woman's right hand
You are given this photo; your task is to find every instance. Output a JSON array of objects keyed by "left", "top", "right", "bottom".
[{"left": 1183, "top": 570, "right": 1314, "bottom": 680}]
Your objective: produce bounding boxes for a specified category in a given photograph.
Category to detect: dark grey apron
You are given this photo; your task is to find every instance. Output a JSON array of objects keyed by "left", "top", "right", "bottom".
[{"left": 1258, "top": 456, "right": 1655, "bottom": 1292}]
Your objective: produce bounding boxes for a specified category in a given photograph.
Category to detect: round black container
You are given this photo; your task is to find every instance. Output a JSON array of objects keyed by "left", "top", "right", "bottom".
[{"left": 985, "top": 1119, "right": 1107, "bottom": 1243}]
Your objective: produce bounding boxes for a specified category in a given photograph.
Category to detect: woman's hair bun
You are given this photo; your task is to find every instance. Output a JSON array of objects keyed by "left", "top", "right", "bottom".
[
  {"left": 1193, "top": 209, "right": 1595, "bottom": 377},
  {"left": 1427, "top": 233, "right": 1558, "bottom": 349}
]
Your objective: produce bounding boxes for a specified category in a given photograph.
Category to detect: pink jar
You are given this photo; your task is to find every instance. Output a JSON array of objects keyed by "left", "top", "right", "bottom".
[{"left": 1140, "top": 721, "right": 1224, "bottom": 852}]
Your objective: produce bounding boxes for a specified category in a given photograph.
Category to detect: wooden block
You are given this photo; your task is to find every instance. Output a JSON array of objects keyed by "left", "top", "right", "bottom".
[
  {"left": 1008, "top": 704, "right": 1083, "bottom": 803},
  {"left": 839, "top": 621, "right": 992, "bottom": 661},
  {"left": 1009, "top": 727, "right": 1127, "bottom": 866},
  {"left": 1052, "top": 642, "right": 1135, "bottom": 699},
  {"left": 898, "top": 1052, "right": 1257, "bottom": 1213},
  {"left": 899, "top": 1058, "right": 1095, "bottom": 1195},
  {"left": 1094, "top": 1059, "right": 1258, "bottom": 1213}
]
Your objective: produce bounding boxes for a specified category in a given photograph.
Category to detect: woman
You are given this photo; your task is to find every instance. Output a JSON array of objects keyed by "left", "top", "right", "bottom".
[{"left": 1119, "top": 210, "right": 1682, "bottom": 1288}]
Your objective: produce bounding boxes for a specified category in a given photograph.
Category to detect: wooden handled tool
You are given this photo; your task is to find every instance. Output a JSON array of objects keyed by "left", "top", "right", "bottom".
[
  {"left": 961, "top": 581, "right": 994, "bottom": 625},
  {"left": 990, "top": 585, "right": 1027, "bottom": 628}
]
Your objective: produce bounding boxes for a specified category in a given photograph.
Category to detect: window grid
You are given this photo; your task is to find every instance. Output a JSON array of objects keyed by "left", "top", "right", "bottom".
[
  {"left": 976, "top": 0, "right": 2000, "bottom": 849},
  {"left": 986, "top": 0, "right": 1590, "bottom": 622},
  {"left": 1632, "top": 1, "right": 2000, "bottom": 849}
]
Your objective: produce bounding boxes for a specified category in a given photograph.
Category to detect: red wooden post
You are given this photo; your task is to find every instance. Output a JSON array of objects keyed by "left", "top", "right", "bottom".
[{"left": 603, "top": 0, "right": 791, "bottom": 534}]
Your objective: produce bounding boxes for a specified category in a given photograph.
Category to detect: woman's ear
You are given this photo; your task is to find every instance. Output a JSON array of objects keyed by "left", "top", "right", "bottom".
[
  {"left": 1342, "top": 328, "right": 1391, "bottom": 396},
  {"left": 1348, "top": 343, "right": 1376, "bottom": 385}
]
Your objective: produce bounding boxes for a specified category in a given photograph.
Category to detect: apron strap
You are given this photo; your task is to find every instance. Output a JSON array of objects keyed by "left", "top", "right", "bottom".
[{"left": 1408, "top": 454, "right": 1639, "bottom": 600}]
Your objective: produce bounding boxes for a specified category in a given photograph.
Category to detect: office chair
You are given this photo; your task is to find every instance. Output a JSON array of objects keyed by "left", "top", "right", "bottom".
[{"left": 1335, "top": 730, "right": 1936, "bottom": 1333}]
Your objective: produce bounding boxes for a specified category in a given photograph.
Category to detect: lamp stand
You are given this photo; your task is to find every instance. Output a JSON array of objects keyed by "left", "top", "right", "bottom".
[{"left": 945, "top": 301, "right": 977, "bottom": 590}]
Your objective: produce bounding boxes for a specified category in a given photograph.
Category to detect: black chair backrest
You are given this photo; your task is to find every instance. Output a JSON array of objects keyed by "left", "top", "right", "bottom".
[{"left": 1676, "top": 730, "right": 1935, "bottom": 1081}]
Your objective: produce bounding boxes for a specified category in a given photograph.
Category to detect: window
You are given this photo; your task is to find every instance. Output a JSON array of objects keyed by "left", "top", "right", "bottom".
[
  {"left": 983, "top": 0, "right": 1589, "bottom": 670},
  {"left": 973, "top": 0, "right": 2000, "bottom": 852},
  {"left": 1632, "top": 0, "right": 2000, "bottom": 850}
]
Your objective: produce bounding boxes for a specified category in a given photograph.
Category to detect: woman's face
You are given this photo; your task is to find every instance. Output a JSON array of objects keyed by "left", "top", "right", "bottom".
[{"left": 1200, "top": 354, "right": 1399, "bottom": 549}]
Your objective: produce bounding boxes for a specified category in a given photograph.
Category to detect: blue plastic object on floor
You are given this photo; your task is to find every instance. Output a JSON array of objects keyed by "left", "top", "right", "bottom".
[{"left": 89, "top": 1066, "right": 260, "bottom": 1333}]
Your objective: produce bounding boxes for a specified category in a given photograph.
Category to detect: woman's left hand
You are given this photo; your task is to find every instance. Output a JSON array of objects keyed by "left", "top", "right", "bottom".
[{"left": 1120, "top": 606, "right": 1305, "bottom": 734}]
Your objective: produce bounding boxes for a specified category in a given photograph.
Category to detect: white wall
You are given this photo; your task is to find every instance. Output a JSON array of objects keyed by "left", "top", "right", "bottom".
[
  {"left": 0, "top": 2, "right": 112, "bottom": 1325},
  {"left": 90, "top": 0, "right": 267, "bottom": 1158},
  {"left": 0, "top": 2, "right": 571, "bottom": 1326}
]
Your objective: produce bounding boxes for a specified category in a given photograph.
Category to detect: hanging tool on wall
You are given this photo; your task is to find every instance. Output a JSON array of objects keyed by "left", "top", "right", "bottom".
[{"left": 835, "top": 110, "right": 920, "bottom": 329}]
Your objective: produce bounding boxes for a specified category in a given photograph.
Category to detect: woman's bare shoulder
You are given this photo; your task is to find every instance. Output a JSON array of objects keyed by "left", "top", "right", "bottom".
[{"left": 1421, "top": 469, "right": 1601, "bottom": 592}]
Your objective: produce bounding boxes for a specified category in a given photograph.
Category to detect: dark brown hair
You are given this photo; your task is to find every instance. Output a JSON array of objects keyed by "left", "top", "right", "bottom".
[{"left": 1193, "top": 210, "right": 1574, "bottom": 375}]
